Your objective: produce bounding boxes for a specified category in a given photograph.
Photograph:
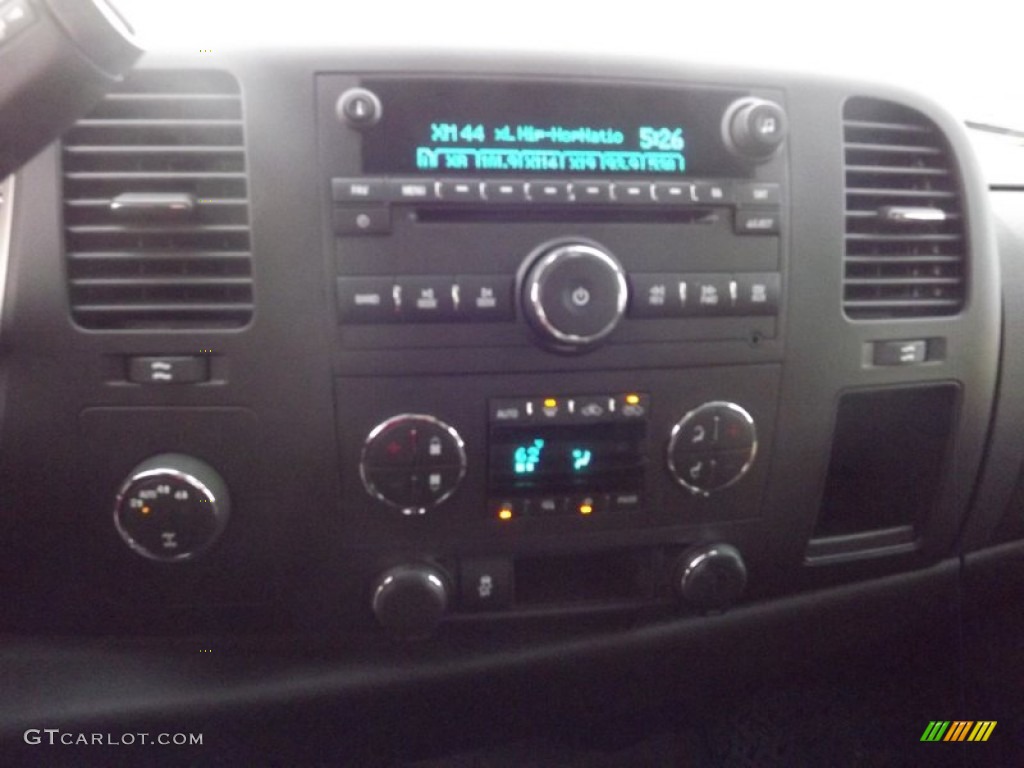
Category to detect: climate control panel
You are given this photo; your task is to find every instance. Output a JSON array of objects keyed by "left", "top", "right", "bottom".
[{"left": 360, "top": 414, "right": 467, "bottom": 515}]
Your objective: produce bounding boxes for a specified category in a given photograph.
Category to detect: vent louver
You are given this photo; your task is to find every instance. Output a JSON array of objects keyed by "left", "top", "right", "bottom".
[
  {"left": 842, "top": 97, "right": 965, "bottom": 318},
  {"left": 62, "top": 70, "right": 253, "bottom": 329}
]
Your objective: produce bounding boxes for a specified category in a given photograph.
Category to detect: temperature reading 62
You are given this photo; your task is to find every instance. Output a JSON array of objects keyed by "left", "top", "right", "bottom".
[{"left": 639, "top": 126, "right": 685, "bottom": 151}]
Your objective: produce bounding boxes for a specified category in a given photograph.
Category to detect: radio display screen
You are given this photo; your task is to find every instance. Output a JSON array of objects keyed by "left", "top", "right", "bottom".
[{"left": 360, "top": 78, "right": 751, "bottom": 178}]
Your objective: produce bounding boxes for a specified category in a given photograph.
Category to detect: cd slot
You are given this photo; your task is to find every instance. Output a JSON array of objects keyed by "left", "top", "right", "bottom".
[{"left": 413, "top": 205, "right": 719, "bottom": 225}]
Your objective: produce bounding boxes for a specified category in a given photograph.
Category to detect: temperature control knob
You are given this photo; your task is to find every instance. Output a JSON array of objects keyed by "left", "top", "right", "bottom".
[
  {"left": 113, "top": 454, "right": 229, "bottom": 562},
  {"left": 723, "top": 97, "right": 787, "bottom": 160},
  {"left": 674, "top": 543, "right": 747, "bottom": 611},
  {"left": 667, "top": 401, "right": 757, "bottom": 495},
  {"left": 521, "top": 240, "right": 629, "bottom": 351},
  {"left": 361, "top": 414, "right": 467, "bottom": 515},
  {"left": 371, "top": 564, "right": 449, "bottom": 638}
]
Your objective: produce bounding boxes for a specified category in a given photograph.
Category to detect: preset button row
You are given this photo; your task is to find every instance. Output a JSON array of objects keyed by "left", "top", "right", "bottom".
[
  {"left": 338, "top": 275, "right": 513, "bottom": 322},
  {"left": 630, "top": 273, "right": 780, "bottom": 318},
  {"left": 333, "top": 177, "right": 779, "bottom": 206}
]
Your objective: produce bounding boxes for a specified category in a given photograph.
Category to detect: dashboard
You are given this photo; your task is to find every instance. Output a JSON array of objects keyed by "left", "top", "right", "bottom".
[{"left": 2, "top": 32, "right": 1024, "bottom": 765}]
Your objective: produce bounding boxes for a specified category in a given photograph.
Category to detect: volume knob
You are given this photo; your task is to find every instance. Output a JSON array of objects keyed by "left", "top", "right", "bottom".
[
  {"left": 371, "top": 564, "right": 449, "bottom": 638},
  {"left": 674, "top": 543, "right": 747, "bottom": 611}
]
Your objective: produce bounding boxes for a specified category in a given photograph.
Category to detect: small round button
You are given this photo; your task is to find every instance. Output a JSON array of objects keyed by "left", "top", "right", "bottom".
[
  {"left": 521, "top": 241, "right": 629, "bottom": 351},
  {"left": 336, "top": 87, "right": 382, "bottom": 128},
  {"left": 723, "top": 97, "right": 787, "bottom": 160}
]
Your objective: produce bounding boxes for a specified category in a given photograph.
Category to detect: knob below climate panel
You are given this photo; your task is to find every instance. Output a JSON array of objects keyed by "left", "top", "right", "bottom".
[
  {"left": 371, "top": 564, "right": 449, "bottom": 638},
  {"left": 674, "top": 543, "right": 747, "bottom": 611},
  {"left": 722, "top": 97, "right": 787, "bottom": 161},
  {"left": 113, "top": 454, "right": 230, "bottom": 562},
  {"left": 360, "top": 414, "right": 467, "bottom": 515},
  {"left": 667, "top": 401, "right": 757, "bottom": 495},
  {"left": 521, "top": 241, "right": 629, "bottom": 352}
]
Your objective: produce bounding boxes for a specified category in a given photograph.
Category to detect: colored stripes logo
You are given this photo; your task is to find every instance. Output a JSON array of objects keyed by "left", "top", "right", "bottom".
[{"left": 921, "top": 721, "right": 997, "bottom": 742}]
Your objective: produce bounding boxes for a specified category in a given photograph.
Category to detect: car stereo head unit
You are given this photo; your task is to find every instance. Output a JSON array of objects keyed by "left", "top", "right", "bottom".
[{"left": 317, "top": 74, "right": 787, "bottom": 364}]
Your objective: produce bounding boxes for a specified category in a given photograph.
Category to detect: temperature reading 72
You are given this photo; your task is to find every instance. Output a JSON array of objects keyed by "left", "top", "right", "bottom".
[{"left": 639, "top": 126, "right": 685, "bottom": 152}]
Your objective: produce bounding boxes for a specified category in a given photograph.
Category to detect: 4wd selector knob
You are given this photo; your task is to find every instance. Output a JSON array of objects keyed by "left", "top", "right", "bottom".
[
  {"left": 521, "top": 241, "right": 628, "bottom": 351},
  {"left": 113, "top": 454, "right": 230, "bottom": 562}
]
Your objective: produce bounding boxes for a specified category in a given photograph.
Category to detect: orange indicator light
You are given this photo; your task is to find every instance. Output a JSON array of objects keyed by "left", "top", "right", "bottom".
[
  {"left": 543, "top": 398, "right": 557, "bottom": 408},
  {"left": 141, "top": 506, "right": 151, "bottom": 515},
  {"left": 625, "top": 394, "right": 641, "bottom": 405},
  {"left": 579, "top": 503, "right": 594, "bottom": 516},
  {"left": 498, "top": 507, "right": 514, "bottom": 521}
]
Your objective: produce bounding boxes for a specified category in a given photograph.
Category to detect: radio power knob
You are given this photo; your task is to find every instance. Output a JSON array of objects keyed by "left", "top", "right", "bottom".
[
  {"left": 723, "top": 97, "right": 788, "bottom": 160},
  {"left": 371, "top": 564, "right": 449, "bottom": 638},
  {"left": 674, "top": 543, "right": 747, "bottom": 611},
  {"left": 520, "top": 240, "right": 629, "bottom": 352}
]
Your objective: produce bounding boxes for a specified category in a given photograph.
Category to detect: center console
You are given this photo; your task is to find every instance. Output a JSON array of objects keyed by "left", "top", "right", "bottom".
[{"left": 316, "top": 74, "right": 788, "bottom": 633}]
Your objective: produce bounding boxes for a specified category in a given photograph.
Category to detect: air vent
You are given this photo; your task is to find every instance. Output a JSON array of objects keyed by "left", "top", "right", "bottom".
[
  {"left": 843, "top": 97, "right": 965, "bottom": 319},
  {"left": 62, "top": 70, "right": 253, "bottom": 329}
]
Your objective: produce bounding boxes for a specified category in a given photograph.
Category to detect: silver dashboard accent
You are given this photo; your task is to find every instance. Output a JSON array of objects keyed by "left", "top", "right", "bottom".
[
  {"left": 0, "top": 176, "right": 13, "bottom": 339},
  {"left": 110, "top": 192, "right": 196, "bottom": 217},
  {"left": 112, "top": 464, "right": 227, "bottom": 563},
  {"left": 666, "top": 400, "right": 758, "bottom": 497},
  {"left": 524, "top": 243, "right": 629, "bottom": 347},
  {"left": 359, "top": 413, "right": 468, "bottom": 515},
  {"left": 879, "top": 206, "right": 947, "bottom": 224}
]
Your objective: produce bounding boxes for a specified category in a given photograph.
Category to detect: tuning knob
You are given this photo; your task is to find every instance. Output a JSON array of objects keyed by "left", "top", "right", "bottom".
[
  {"left": 723, "top": 97, "right": 787, "bottom": 160},
  {"left": 674, "top": 543, "right": 747, "bottom": 611},
  {"left": 520, "top": 240, "right": 629, "bottom": 351},
  {"left": 113, "top": 454, "right": 229, "bottom": 562},
  {"left": 371, "top": 564, "right": 449, "bottom": 638}
]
